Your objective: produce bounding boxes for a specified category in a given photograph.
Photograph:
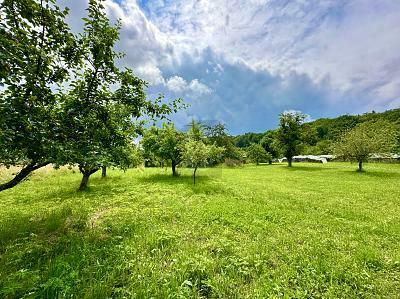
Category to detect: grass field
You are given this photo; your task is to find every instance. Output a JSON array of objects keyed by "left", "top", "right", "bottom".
[{"left": 0, "top": 163, "right": 400, "bottom": 298}]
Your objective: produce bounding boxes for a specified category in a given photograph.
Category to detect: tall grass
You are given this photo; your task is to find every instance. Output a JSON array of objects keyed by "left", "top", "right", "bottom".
[{"left": 0, "top": 163, "right": 399, "bottom": 298}]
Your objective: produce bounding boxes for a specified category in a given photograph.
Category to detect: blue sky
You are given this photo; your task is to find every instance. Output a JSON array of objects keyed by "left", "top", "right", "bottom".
[{"left": 61, "top": 0, "right": 400, "bottom": 134}]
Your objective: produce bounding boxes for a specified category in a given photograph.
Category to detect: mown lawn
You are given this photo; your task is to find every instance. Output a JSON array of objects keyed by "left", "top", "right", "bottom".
[{"left": 0, "top": 162, "right": 399, "bottom": 298}]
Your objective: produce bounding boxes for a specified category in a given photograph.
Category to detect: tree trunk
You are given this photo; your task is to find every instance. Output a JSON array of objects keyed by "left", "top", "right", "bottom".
[
  {"left": 79, "top": 173, "right": 90, "bottom": 191},
  {"left": 0, "top": 162, "right": 49, "bottom": 192},
  {"left": 268, "top": 160, "right": 272, "bottom": 165},
  {"left": 172, "top": 161, "right": 176, "bottom": 176},
  {"left": 358, "top": 160, "right": 363, "bottom": 172},
  {"left": 193, "top": 167, "right": 197, "bottom": 185},
  {"left": 78, "top": 166, "right": 99, "bottom": 191},
  {"left": 101, "top": 166, "right": 107, "bottom": 178},
  {"left": 288, "top": 157, "right": 292, "bottom": 167}
]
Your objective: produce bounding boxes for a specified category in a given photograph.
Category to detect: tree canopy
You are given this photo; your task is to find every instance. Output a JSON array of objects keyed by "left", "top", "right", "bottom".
[
  {"left": 0, "top": 0, "right": 182, "bottom": 191},
  {"left": 58, "top": 0, "right": 181, "bottom": 190},
  {"left": 0, "top": 0, "right": 79, "bottom": 191},
  {"left": 276, "top": 112, "right": 305, "bottom": 167},
  {"left": 182, "top": 139, "right": 224, "bottom": 185},
  {"left": 141, "top": 123, "right": 185, "bottom": 176},
  {"left": 247, "top": 144, "right": 271, "bottom": 165},
  {"left": 334, "top": 121, "right": 397, "bottom": 171}
]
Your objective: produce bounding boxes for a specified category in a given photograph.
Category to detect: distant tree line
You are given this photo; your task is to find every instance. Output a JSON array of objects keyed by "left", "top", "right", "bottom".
[{"left": 235, "top": 109, "right": 400, "bottom": 156}]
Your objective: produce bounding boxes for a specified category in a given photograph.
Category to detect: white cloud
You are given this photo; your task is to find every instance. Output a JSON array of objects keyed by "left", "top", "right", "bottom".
[
  {"left": 141, "top": 0, "right": 400, "bottom": 104},
  {"left": 135, "top": 64, "right": 165, "bottom": 86},
  {"left": 166, "top": 76, "right": 212, "bottom": 95},
  {"left": 188, "top": 79, "right": 212, "bottom": 95},
  {"left": 166, "top": 76, "right": 187, "bottom": 93},
  {"left": 56, "top": 0, "right": 399, "bottom": 132}
]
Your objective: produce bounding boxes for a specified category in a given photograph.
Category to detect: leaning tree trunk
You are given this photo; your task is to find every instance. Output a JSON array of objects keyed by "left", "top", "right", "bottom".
[
  {"left": 193, "top": 167, "right": 197, "bottom": 185},
  {"left": 78, "top": 166, "right": 99, "bottom": 191},
  {"left": 101, "top": 166, "right": 107, "bottom": 178},
  {"left": 79, "top": 173, "right": 90, "bottom": 191},
  {"left": 0, "top": 162, "right": 49, "bottom": 192}
]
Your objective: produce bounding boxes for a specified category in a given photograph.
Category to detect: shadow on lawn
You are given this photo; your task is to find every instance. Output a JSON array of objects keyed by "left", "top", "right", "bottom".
[
  {"left": 283, "top": 165, "right": 335, "bottom": 172},
  {"left": 343, "top": 169, "right": 400, "bottom": 179},
  {"left": 137, "top": 173, "right": 227, "bottom": 195}
]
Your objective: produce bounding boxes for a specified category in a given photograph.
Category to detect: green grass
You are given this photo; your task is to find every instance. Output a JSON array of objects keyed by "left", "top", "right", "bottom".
[{"left": 0, "top": 163, "right": 400, "bottom": 298}]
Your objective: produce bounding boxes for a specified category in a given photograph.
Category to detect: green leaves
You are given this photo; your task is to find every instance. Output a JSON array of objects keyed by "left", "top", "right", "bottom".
[
  {"left": 334, "top": 121, "right": 397, "bottom": 168},
  {"left": 0, "top": 0, "right": 78, "bottom": 167},
  {"left": 276, "top": 111, "right": 305, "bottom": 165},
  {"left": 247, "top": 144, "right": 271, "bottom": 165},
  {"left": 141, "top": 123, "right": 185, "bottom": 174},
  {"left": 1, "top": 0, "right": 183, "bottom": 190},
  {"left": 59, "top": 0, "right": 183, "bottom": 187},
  {"left": 183, "top": 140, "right": 224, "bottom": 170}
]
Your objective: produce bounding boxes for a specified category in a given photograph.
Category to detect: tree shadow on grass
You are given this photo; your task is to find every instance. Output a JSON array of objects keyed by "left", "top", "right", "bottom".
[
  {"left": 17, "top": 171, "right": 227, "bottom": 205},
  {"left": 342, "top": 169, "right": 400, "bottom": 179},
  {"left": 3, "top": 173, "right": 134, "bottom": 207},
  {"left": 137, "top": 173, "right": 227, "bottom": 195},
  {"left": 283, "top": 165, "right": 334, "bottom": 172}
]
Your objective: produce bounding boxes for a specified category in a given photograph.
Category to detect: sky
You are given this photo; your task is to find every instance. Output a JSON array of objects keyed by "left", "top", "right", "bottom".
[{"left": 60, "top": 0, "right": 400, "bottom": 134}]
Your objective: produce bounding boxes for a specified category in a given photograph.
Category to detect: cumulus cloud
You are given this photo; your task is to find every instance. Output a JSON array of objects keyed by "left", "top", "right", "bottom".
[
  {"left": 166, "top": 76, "right": 187, "bottom": 93},
  {"left": 135, "top": 64, "right": 165, "bottom": 86},
  {"left": 140, "top": 0, "right": 400, "bottom": 102},
  {"left": 165, "top": 76, "right": 212, "bottom": 96}
]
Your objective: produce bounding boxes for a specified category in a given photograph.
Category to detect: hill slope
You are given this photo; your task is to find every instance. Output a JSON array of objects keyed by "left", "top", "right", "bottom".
[{"left": 234, "top": 108, "right": 400, "bottom": 154}]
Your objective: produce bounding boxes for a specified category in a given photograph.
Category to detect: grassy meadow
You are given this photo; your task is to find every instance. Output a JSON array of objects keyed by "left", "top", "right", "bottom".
[{"left": 0, "top": 163, "right": 400, "bottom": 298}]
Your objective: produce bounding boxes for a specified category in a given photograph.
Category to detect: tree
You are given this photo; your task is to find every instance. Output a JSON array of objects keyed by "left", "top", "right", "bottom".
[
  {"left": 141, "top": 123, "right": 185, "bottom": 176},
  {"left": 203, "top": 122, "right": 238, "bottom": 164},
  {"left": 260, "top": 130, "right": 281, "bottom": 159},
  {"left": 204, "top": 123, "right": 229, "bottom": 146},
  {"left": 0, "top": 0, "right": 78, "bottom": 192},
  {"left": 59, "top": 0, "right": 180, "bottom": 190},
  {"left": 187, "top": 119, "right": 204, "bottom": 141},
  {"left": 234, "top": 132, "right": 264, "bottom": 148},
  {"left": 334, "top": 121, "right": 396, "bottom": 172},
  {"left": 276, "top": 112, "right": 305, "bottom": 167},
  {"left": 182, "top": 140, "right": 224, "bottom": 185},
  {"left": 247, "top": 144, "right": 271, "bottom": 165}
]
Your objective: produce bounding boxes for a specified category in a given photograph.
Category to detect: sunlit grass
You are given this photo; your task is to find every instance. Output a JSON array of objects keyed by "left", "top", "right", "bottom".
[{"left": 0, "top": 162, "right": 399, "bottom": 298}]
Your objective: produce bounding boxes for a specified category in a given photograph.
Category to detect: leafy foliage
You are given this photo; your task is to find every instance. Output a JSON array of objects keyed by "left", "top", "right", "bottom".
[
  {"left": 298, "top": 108, "right": 400, "bottom": 154},
  {"left": 260, "top": 131, "right": 281, "bottom": 159},
  {"left": 276, "top": 111, "right": 305, "bottom": 166},
  {"left": 0, "top": 0, "right": 79, "bottom": 190},
  {"left": 234, "top": 108, "right": 400, "bottom": 157},
  {"left": 141, "top": 123, "right": 185, "bottom": 176},
  {"left": 204, "top": 123, "right": 241, "bottom": 163},
  {"left": 234, "top": 132, "right": 264, "bottom": 148},
  {"left": 334, "top": 121, "right": 397, "bottom": 171},
  {"left": 247, "top": 144, "right": 271, "bottom": 165},
  {"left": 182, "top": 139, "right": 224, "bottom": 184},
  {"left": 58, "top": 0, "right": 181, "bottom": 190}
]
